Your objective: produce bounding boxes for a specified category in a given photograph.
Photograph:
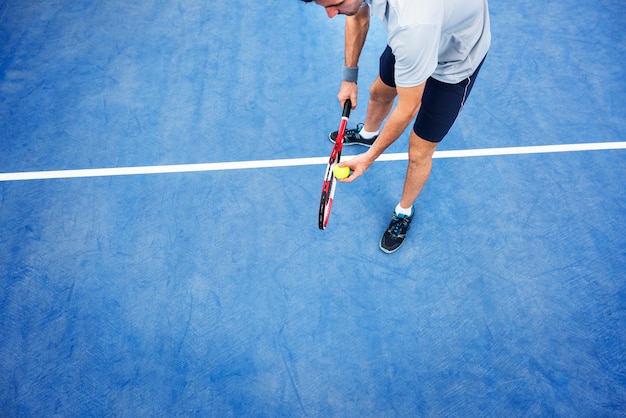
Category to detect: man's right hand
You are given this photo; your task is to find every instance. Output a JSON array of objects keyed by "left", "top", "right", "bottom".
[{"left": 338, "top": 81, "right": 358, "bottom": 110}]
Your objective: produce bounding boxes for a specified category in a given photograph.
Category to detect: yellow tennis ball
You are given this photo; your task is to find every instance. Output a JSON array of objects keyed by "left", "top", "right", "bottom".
[{"left": 333, "top": 164, "right": 351, "bottom": 179}]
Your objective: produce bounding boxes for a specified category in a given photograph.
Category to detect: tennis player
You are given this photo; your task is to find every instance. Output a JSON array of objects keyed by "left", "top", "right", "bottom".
[{"left": 302, "top": 0, "right": 491, "bottom": 253}]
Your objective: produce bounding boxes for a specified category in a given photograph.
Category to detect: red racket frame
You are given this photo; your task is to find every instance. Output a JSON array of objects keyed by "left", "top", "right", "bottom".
[{"left": 318, "top": 99, "right": 352, "bottom": 230}]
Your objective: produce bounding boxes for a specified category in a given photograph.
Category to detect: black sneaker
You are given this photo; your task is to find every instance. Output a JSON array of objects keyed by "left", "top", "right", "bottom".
[
  {"left": 379, "top": 210, "right": 414, "bottom": 254},
  {"left": 329, "top": 123, "right": 377, "bottom": 147}
]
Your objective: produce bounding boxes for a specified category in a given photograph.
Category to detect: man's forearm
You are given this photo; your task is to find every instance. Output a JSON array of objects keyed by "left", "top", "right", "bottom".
[
  {"left": 365, "top": 111, "right": 413, "bottom": 161},
  {"left": 365, "top": 84, "right": 425, "bottom": 161},
  {"left": 344, "top": 5, "right": 370, "bottom": 67}
]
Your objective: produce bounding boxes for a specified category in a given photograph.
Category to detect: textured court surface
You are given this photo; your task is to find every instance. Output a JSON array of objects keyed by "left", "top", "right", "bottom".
[{"left": 1, "top": 0, "right": 625, "bottom": 416}]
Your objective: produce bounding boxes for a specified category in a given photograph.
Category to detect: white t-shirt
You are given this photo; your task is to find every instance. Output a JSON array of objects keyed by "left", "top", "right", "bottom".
[{"left": 366, "top": 0, "right": 491, "bottom": 86}]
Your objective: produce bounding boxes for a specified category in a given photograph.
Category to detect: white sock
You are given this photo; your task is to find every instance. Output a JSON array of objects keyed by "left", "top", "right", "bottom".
[
  {"left": 359, "top": 128, "right": 379, "bottom": 139},
  {"left": 395, "top": 203, "right": 413, "bottom": 217}
]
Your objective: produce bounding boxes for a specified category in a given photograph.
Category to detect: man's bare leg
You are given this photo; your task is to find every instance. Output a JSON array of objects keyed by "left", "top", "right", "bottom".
[
  {"left": 399, "top": 130, "right": 439, "bottom": 209},
  {"left": 362, "top": 76, "right": 397, "bottom": 133}
]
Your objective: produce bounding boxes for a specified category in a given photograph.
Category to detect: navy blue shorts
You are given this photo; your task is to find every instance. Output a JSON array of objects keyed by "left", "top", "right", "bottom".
[{"left": 379, "top": 45, "right": 485, "bottom": 143}]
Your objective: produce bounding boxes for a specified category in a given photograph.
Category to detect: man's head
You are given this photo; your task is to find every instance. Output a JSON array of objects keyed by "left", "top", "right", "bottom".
[{"left": 301, "top": 0, "right": 364, "bottom": 18}]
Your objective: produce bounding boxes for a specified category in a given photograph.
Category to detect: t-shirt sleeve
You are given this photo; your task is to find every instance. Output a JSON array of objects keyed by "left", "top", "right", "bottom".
[{"left": 388, "top": 23, "right": 440, "bottom": 87}]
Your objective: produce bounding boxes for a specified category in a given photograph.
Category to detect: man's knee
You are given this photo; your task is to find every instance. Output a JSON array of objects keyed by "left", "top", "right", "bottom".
[
  {"left": 369, "top": 77, "right": 396, "bottom": 104},
  {"left": 408, "top": 131, "right": 438, "bottom": 164}
]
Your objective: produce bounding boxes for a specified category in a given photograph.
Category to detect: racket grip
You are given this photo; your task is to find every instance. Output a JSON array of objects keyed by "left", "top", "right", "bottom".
[{"left": 342, "top": 99, "right": 352, "bottom": 118}]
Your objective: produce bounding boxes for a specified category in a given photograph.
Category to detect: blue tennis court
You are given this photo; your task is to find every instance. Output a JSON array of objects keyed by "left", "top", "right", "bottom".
[{"left": 1, "top": 0, "right": 625, "bottom": 416}]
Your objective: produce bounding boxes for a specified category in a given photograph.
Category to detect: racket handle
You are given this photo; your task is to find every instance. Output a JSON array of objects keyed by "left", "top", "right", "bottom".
[{"left": 342, "top": 99, "right": 352, "bottom": 118}]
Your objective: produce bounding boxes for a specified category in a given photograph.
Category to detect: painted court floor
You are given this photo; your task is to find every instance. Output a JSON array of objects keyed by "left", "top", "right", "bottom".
[{"left": 1, "top": 0, "right": 625, "bottom": 416}]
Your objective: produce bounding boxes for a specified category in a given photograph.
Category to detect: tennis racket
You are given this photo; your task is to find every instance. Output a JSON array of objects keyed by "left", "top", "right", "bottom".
[{"left": 318, "top": 99, "right": 352, "bottom": 230}]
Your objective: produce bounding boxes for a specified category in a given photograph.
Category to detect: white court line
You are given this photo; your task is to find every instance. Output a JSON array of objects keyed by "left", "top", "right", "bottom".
[{"left": 1, "top": 142, "right": 625, "bottom": 182}]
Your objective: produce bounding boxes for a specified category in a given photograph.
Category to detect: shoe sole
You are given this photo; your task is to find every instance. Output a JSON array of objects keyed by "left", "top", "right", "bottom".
[{"left": 379, "top": 240, "right": 404, "bottom": 254}]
